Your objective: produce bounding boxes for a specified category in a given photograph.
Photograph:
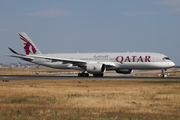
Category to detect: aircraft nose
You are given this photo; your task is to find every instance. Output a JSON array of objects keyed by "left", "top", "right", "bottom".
[{"left": 169, "top": 62, "right": 175, "bottom": 67}]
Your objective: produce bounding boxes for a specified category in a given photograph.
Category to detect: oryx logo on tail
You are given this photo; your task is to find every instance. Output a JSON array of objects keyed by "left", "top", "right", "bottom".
[{"left": 19, "top": 34, "right": 37, "bottom": 55}]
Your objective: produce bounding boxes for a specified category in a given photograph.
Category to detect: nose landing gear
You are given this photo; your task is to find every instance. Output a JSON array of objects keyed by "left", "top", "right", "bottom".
[{"left": 161, "top": 69, "right": 166, "bottom": 78}]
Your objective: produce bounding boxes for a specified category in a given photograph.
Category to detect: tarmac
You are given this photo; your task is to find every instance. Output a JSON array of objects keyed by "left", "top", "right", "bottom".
[
  {"left": 0, "top": 69, "right": 180, "bottom": 81},
  {"left": 0, "top": 73, "right": 180, "bottom": 81}
]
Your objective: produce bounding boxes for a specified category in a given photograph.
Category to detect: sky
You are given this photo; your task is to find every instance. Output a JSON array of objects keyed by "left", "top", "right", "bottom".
[{"left": 0, "top": 0, "right": 180, "bottom": 65}]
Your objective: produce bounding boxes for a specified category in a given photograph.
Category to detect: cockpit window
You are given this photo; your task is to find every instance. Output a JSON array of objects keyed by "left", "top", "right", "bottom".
[{"left": 163, "top": 57, "right": 171, "bottom": 60}]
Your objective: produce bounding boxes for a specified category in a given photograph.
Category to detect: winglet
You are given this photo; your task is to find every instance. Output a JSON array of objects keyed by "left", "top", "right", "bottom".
[{"left": 8, "top": 47, "right": 25, "bottom": 56}]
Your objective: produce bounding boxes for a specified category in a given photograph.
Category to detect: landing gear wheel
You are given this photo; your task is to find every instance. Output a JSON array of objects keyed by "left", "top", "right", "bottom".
[
  {"left": 85, "top": 73, "right": 89, "bottom": 77},
  {"left": 93, "top": 74, "right": 103, "bottom": 77},
  {"left": 78, "top": 73, "right": 81, "bottom": 77},
  {"left": 78, "top": 73, "right": 89, "bottom": 77},
  {"left": 161, "top": 74, "right": 164, "bottom": 78},
  {"left": 161, "top": 69, "right": 165, "bottom": 78}
]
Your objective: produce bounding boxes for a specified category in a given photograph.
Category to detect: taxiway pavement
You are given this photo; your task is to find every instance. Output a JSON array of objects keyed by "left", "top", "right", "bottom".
[
  {"left": 0, "top": 69, "right": 180, "bottom": 81},
  {"left": 0, "top": 74, "right": 180, "bottom": 81}
]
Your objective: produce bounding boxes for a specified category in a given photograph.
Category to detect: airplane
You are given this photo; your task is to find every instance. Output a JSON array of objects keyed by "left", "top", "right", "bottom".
[{"left": 7, "top": 32, "right": 175, "bottom": 78}]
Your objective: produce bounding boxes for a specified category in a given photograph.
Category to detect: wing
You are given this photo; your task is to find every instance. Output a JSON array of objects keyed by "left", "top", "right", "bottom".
[
  {"left": 29, "top": 55, "right": 87, "bottom": 67},
  {"left": 8, "top": 47, "right": 116, "bottom": 67},
  {"left": 7, "top": 47, "right": 87, "bottom": 66},
  {"left": 30, "top": 55, "right": 116, "bottom": 67},
  {"left": 7, "top": 55, "right": 34, "bottom": 62},
  {"left": 8, "top": 47, "right": 26, "bottom": 56}
]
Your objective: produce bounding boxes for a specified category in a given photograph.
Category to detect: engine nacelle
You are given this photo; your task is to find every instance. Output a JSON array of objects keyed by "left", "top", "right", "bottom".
[
  {"left": 86, "top": 63, "right": 106, "bottom": 74},
  {"left": 116, "top": 69, "right": 132, "bottom": 74}
]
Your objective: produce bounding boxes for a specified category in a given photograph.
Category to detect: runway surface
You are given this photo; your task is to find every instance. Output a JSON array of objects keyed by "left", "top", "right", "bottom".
[
  {"left": 0, "top": 69, "right": 180, "bottom": 81},
  {"left": 0, "top": 75, "right": 180, "bottom": 81}
]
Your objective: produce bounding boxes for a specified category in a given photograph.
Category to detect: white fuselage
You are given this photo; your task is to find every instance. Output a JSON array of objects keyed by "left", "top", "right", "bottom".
[{"left": 27, "top": 52, "right": 175, "bottom": 70}]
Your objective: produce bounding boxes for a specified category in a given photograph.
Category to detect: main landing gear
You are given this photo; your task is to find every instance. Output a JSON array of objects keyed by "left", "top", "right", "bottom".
[
  {"left": 78, "top": 73, "right": 104, "bottom": 77},
  {"left": 78, "top": 73, "right": 89, "bottom": 77},
  {"left": 93, "top": 74, "right": 104, "bottom": 77}
]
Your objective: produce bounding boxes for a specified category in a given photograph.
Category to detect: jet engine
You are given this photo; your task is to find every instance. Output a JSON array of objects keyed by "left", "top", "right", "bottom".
[
  {"left": 86, "top": 63, "right": 106, "bottom": 74},
  {"left": 116, "top": 69, "right": 132, "bottom": 74}
]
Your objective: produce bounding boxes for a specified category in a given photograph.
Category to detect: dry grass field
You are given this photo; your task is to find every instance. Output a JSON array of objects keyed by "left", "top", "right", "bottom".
[{"left": 0, "top": 79, "right": 180, "bottom": 120}]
